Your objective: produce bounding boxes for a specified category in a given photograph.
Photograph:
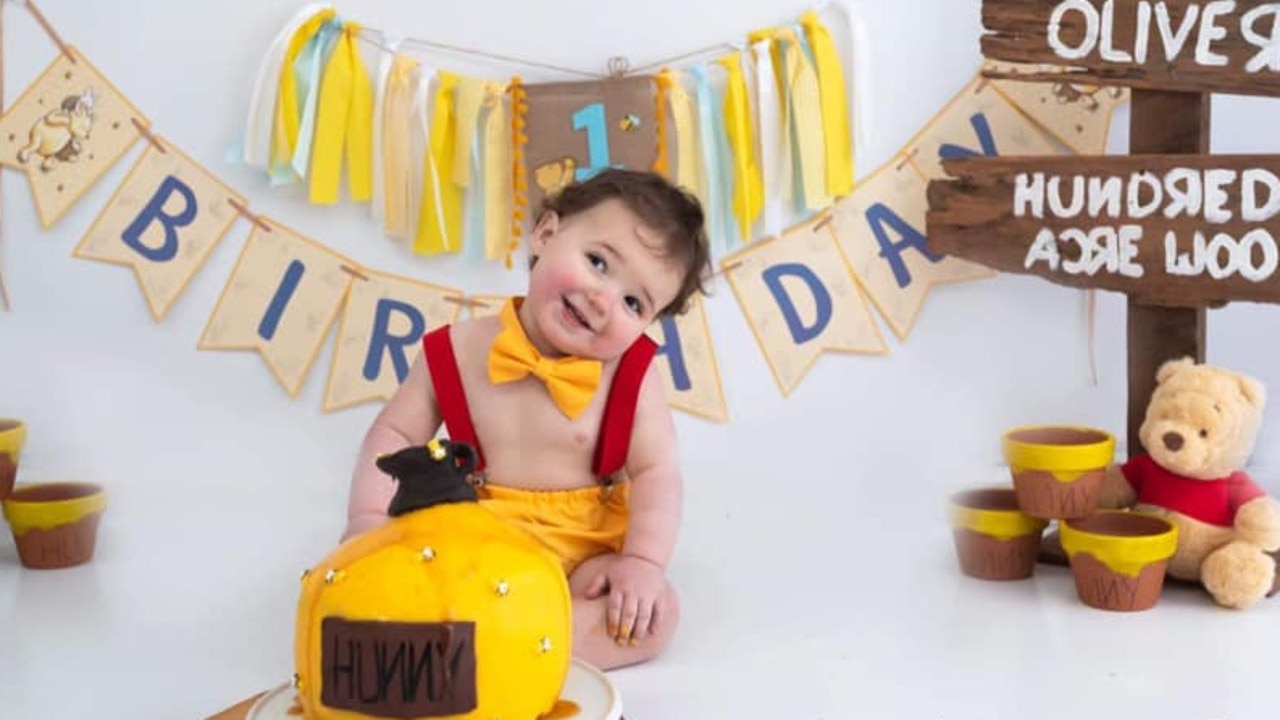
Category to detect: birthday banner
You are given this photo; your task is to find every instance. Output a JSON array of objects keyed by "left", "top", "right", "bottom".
[{"left": 0, "top": 4, "right": 1127, "bottom": 420}]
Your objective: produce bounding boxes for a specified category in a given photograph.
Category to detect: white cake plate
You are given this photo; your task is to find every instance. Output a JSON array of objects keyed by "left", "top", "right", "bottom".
[{"left": 247, "top": 658, "right": 622, "bottom": 720}]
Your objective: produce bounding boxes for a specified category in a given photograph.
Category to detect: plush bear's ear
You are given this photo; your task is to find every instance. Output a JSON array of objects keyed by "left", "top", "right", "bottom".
[
  {"left": 1155, "top": 356, "right": 1196, "bottom": 384},
  {"left": 1237, "top": 373, "right": 1267, "bottom": 410}
]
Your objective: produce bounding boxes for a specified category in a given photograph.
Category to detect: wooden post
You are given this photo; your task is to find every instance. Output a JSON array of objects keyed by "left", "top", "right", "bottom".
[{"left": 1125, "top": 90, "right": 1210, "bottom": 455}]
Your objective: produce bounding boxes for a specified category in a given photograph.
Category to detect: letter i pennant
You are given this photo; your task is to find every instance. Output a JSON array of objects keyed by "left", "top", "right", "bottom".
[
  {"left": 723, "top": 217, "right": 886, "bottom": 397},
  {"left": 199, "top": 222, "right": 354, "bottom": 397},
  {"left": 826, "top": 162, "right": 993, "bottom": 341},
  {"left": 322, "top": 271, "right": 464, "bottom": 412},
  {"left": 0, "top": 48, "right": 146, "bottom": 228},
  {"left": 74, "top": 140, "right": 245, "bottom": 321}
]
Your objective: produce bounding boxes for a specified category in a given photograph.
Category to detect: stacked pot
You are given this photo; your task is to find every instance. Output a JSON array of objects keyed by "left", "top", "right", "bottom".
[{"left": 949, "top": 426, "right": 1179, "bottom": 612}]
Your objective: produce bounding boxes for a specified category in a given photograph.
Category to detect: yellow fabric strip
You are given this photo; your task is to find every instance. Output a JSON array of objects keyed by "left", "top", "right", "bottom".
[
  {"left": 782, "top": 28, "right": 828, "bottom": 212},
  {"left": 272, "top": 9, "right": 335, "bottom": 175},
  {"left": 452, "top": 77, "right": 488, "bottom": 188},
  {"left": 414, "top": 70, "right": 463, "bottom": 255},
  {"left": 665, "top": 70, "right": 702, "bottom": 201},
  {"left": 381, "top": 54, "right": 418, "bottom": 240},
  {"left": 482, "top": 81, "right": 513, "bottom": 262},
  {"left": 345, "top": 25, "right": 374, "bottom": 202},
  {"left": 716, "top": 52, "right": 763, "bottom": 242},
  {"left": 801, "top": 10, "right": 853, "bottom": 197},
  {"left": 308, "top": 22, "right": 356, "bottom": 204}
]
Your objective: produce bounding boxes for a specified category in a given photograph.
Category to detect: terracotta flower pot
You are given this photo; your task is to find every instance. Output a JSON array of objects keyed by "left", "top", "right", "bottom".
[
  {"left": 0, "top": 418, "right": 26, "bottom": 500},
  {"left": 2, "top": 482, "right": 107, "bottom": 569},
  {"left": 1003, "top": 426, "right": 1115, "bottom": 520},
  {"left": 1060, "top": 511, "right": 1178, "bottom": 612},
  {"left": 948, "top": 488, "right": 1049, "bottom": 580}
]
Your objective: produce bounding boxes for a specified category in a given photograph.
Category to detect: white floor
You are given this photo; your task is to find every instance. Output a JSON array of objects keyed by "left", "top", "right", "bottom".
[{"left": 2, "top": 455, "right": 1277, "bottom": 720}]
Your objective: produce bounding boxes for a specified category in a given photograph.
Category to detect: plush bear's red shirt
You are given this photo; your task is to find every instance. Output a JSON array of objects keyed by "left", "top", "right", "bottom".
[{"left": 1122, "top": 453, "right": 1266, "bottom": 527}]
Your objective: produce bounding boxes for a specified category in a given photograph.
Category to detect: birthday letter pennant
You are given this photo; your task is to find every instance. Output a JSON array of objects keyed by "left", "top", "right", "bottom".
[
  {"left": 826, "top": 162, "right": 993, "bottom": 342},
  {"left": 73, "top": 139, "right": 244, "bottom": 321},
  {"left": 645, "top": 293, "right": 729, "bottom": 423},
  {"left": 323, "top": 271, "right": 463, "bottom": 412},
  {"left": 199, "top": 222, "right": 353, "bottom": 397},
  {"left": 521, "top": 76, "right": 667, "bottom": 229},
  {"left": 724, "top": 217, "right": 886, "bottom": 397},
  {"left": 984, "top": 61, "right": 1128, "bottom": 155},
  {"left": 0, "top": 48, "right": 146, "bottom": 228},
  {"left": 906, "top": 74, "right": 1058, "bottom": 181}
]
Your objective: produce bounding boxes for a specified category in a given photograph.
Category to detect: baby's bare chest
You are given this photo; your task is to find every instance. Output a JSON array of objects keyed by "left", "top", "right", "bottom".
[{"left": 458, "top": 366, "right": 607, "bottom": 488}]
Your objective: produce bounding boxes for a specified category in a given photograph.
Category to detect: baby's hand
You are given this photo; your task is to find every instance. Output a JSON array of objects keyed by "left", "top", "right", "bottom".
[{"left": 583, "top": 554, "right": 668, "bottom": 646}]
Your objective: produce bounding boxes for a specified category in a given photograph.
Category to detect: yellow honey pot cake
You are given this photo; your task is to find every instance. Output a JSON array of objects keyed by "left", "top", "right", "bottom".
[{"left": 293, "top": 440, "right": 572, "bottom": 720}]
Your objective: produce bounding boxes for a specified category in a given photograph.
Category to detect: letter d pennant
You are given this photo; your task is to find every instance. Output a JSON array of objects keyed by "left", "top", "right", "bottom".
[
  {"left": 199, "top": 222, "right": 353, "bottom": 397},
  {"left": 723, "top": 217, "right": 886, "bottom": 397},
  {"left": 74, "top": 140, "right": 245, "bottom": 321}
]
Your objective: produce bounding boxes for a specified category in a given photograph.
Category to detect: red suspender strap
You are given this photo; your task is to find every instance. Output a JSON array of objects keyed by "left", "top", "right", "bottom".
[
  {"left": 592, "top": 335, "right": 658, "bottom": 478},
  {"left": 421, "top": 326, "right": 486, "bottom": 470}
]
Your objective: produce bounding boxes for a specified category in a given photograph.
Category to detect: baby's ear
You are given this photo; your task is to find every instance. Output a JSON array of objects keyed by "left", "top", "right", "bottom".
[{"left": 528, "top": 211, "right": 559, "bottom": 253}]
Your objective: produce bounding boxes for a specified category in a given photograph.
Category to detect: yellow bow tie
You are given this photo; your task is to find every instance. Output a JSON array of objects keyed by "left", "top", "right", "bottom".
[{"left": 487, "top": 299, "right": 602, "bottom": 420}]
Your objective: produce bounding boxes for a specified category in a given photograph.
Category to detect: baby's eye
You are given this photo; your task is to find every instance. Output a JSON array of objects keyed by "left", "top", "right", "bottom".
[
  {"left": 625, "top": 296, "right": 644, "bottom": 315},
  {"left": 587, "top": 252, "right": 607, "bottom": 272}
]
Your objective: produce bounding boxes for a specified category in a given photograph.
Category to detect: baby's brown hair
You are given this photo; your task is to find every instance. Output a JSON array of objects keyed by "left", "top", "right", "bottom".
[{"left": 536, "top": 168, "right": 710, "bottom": 317}]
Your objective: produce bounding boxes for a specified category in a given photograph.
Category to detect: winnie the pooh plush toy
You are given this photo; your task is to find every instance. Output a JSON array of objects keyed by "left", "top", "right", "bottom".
[{"left": 1101, "top": 358, "right": 1280, "bottom": 609}]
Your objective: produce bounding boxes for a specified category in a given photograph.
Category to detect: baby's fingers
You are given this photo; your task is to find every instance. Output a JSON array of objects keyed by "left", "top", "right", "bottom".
[
  {"left": 606, "top": 588, "right": 624, "bottom": 639},
  {"left": 632, "top": 596, "right": 655, "bottom": 644},
  {"left": 616, "top": 593, "right": 640, "bottom": 646}
]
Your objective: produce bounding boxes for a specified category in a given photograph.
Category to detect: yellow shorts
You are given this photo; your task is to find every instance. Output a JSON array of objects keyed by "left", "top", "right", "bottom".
[{"left": 477, "top": 481, "right": 629, "bottom": 575}]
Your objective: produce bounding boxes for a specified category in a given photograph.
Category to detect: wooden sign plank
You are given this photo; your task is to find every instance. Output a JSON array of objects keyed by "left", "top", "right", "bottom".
[
  {"left": 926, "top": 153, "right": 1280, "bottom": 307},
  {"left": 982, "top": 0, "right": 1280, "bottom": 97}
]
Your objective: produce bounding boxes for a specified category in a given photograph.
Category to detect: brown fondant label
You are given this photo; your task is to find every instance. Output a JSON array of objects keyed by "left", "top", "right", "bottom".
[{"left": 320, "top": 618, "right": 477, "bottom": 718}]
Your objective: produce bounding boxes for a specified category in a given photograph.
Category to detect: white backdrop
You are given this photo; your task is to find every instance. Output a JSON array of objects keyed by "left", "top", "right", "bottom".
[{"left": 2, "top": 1, "right": 1280, "bottom": 719}]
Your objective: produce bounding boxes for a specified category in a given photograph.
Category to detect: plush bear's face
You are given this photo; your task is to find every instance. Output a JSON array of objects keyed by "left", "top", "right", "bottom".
[{"left": 1139, "top": 359, "right": 1266, "bottom": 480}]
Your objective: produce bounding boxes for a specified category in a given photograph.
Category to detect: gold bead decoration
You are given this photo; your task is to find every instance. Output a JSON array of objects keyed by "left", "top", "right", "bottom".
[
  {"left": 538, "top": 637, "right": 552, "bottom": 654},
  {"left": 324, "top": 569, "right": 342, "bottom": 584},
  {"left": 421, "top": 547, "right": 436, "bottom": 561},
  {"left": 495, "top": 580, "right": 509, "bottom": 597},
  {"left": 300, "top": 568, "right": 311, "bottom": 581},
  {"left": 427, "top": 439, "right": 447, "bottom": 461},
  {"left": 291, "top": 673, "right": 302, "bottom": 689}
]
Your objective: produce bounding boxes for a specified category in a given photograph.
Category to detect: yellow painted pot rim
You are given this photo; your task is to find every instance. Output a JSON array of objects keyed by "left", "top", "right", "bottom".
[
  {"left": 3, "top": 482, "right": 107, "bottom": 535},
  {"left": 0, "top": 418, "right": 26, "bottom": 453},
  {"left": 948, "top": 488, "right": 1047, "bottom": 540},
  {"left": 1003, "top": 425, "right": 1115, "bottom": 471},
  {"left": 1060, "top": 510, "right": 1177, "bottom": 575}
]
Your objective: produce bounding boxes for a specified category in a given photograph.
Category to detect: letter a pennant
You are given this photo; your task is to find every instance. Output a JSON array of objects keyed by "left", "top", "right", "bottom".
[
  {"left": 0, "top": 48, "right": 147, "bottom": 228},
  {"left": 74, "top": 139, "right": 245, "bottom": 321},
  {"left": 199, "top": 222, "right": 354, "bottom": 397},
  {"left": 826, "top": 162, "right": 993, "bottom": 341},
  {"left": 323, "top": 271, "right": 463, "bottom": 412},
  {"left": 723, "top": 217, "right": 885, "bottom": 397}
]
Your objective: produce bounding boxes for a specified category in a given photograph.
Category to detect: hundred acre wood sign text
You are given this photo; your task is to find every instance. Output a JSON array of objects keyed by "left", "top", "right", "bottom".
[
  {"left": 927, "top": 154, "right": 1280, "bottom": 306},
  {"left": 982, "top": 0, "right": 1280, "bottom": 97}
]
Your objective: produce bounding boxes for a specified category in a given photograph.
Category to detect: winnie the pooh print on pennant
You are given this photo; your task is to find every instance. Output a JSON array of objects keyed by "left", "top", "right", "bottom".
[{"left": 0, "top": 47, "right": 145, "bottom": 228}]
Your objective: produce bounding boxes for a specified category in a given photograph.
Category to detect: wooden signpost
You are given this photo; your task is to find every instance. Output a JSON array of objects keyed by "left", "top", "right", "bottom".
[{"left": 926, "top": 0, "right": 1280, "bottom": 455}]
